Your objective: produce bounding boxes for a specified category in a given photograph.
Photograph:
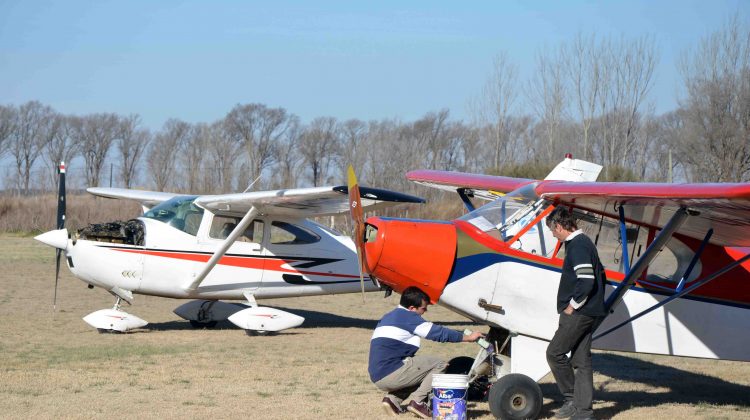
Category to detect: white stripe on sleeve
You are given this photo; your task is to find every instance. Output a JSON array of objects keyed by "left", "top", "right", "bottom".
[{"left": 413, "top": 322, "right": 433, "bottom": 338}]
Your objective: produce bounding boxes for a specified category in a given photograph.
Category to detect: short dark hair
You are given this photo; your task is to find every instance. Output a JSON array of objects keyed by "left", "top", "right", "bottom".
[
  {"left": 546, "top": 206, "right": 578, "bottom": 231},
  {"left": 400, "top": 287, "right": 430, "bottom": 308}
]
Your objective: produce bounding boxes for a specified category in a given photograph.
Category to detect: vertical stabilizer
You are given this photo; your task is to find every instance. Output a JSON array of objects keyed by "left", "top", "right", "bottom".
[{"left": 544, "top": 155, "right": 603, "bottom": 182}]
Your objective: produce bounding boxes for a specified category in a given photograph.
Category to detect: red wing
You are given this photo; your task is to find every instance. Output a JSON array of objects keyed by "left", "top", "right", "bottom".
[
  {"left": 536, "top": 181, "right": 750, "bottom": 247},
  {"left": 407, "top": 170, "right": 535, "bottom": 199}
]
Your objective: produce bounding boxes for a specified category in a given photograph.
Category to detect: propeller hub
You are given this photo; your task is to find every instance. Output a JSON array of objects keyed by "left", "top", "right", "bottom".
[{"left": 35, "top": 228, "right": 70, "bottom": 251}]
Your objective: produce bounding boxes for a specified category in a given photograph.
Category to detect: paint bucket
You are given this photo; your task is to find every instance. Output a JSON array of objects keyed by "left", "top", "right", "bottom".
[{"left": 432, "top": 373, "right": 469, "bottom": 420}]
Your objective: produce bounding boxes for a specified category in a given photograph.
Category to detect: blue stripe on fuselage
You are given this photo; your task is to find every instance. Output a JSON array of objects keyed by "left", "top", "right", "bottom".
[{"left": 449, "top": 253, "right": 562, "bottom": 284}]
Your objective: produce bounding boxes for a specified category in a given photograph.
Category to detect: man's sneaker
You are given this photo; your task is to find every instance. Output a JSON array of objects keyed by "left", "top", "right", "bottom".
[
  {"left": 381, "top": 397, "right": 403, "bottom": 417},
  {"left": 405, "top": 400, "right": 430, "bottom": 419},
  {"left": 555, "top": 400, "right": 577, "bottom": 418}
]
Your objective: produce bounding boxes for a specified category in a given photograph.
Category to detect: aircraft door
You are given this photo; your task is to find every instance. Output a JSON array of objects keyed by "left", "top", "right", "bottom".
[{"left": 198, "top": 215, "right": 266, "bottom": 294}]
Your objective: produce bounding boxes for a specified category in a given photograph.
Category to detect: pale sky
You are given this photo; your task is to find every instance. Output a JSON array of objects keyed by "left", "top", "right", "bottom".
[{"left": 1, "top": 0, "right": 747, "bottom": 129}]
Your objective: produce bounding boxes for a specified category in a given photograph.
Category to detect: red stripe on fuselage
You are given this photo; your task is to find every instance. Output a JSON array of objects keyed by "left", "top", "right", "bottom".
[{"left": 109, "top": 248, "right": 360, "bottom": 279}]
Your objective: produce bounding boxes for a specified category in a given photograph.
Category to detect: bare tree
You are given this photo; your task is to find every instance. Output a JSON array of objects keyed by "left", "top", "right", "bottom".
[
  {"left": 181, "top": 123, "right": 208, "bottom": 193},
  {"left": 224, "top": 103, "right": 291, "bottom": 188},
  {"left": 300, "top": 117, "right": 340, "bottom": 186},
  {"left": 9, "top": 101, "right": 57, "bottom": 194},
  {"left": 564, "top": 33, "right": 606, "bottom": 161},
  {"left": 70, "top": 113, "right": 121, "bottom": 187},
  {"left": 117, "top": 115, "right": 150, "bottom": 188},
  {"left": 147, "top": 119, "right": 190, "bottom": 191},
  {"left": 529, "top": 46, "right": 570, "bottom": 163},
  {"left": 42, "top": 114, "right": 79, "bottom": 190},
  {"left": 207, "top": 121, "right": 240, "bottom": 193},
  {"left": 0, "top": 104, "right": 16, "bottom": 159},
  {"left": 337, "top": 118, "right": 368, "bottom": 179},
  {"left": 675, "top": 16, "right": 750, "bottom": 182},
  {"left": 273, "top": 115, "right": 303, "bottom": 189},
  {"left": 471, "top": 53, "right": 519, "bottom": 170}
]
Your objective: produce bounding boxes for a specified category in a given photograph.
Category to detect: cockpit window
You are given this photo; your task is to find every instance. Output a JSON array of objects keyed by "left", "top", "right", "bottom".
[
  {"left": 458, "top": 184, "right": 541, "bottom": 240},
  {"left": 143, "top": 195, "right": 203, "bottom": 236},
  {"left": 457, "top": 183, "right": 557, "bottom": 256},
  {"left": 270, "top": 221, "right": 320, "bottom": 245}
]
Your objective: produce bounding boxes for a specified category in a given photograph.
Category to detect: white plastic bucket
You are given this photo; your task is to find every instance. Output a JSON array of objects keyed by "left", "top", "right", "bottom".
[{"left": 431, "top": 373, "right": 469, "bottom": 420}]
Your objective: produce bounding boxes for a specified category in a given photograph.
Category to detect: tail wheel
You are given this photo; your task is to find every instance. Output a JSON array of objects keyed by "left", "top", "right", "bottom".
[{"left": 488, "top": 373, "right": 542, "bottom": 420}]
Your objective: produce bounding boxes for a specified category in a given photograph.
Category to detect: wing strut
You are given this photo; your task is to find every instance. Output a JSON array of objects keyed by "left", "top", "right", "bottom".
[
  {"left": 457, "top": 188, "right": 476, "bottom": 212},
  {"left": 594, "top": 249, "right": 750, "bottom": 341},
  {"left": 603, "top": 206, "right": 691, "bottom": 314},
  {"left": 183, "top": 206, "right": 259, "bottom": 293}
]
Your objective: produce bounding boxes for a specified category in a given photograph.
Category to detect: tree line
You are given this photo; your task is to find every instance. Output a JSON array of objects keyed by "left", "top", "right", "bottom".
[{"left": 0, "top": 19, "right": 747, "bottom": 198}]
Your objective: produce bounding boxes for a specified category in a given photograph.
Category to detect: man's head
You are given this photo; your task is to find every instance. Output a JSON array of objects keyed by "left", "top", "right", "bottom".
[
  {"left": 546, "top": 206, "right": 578, "bottom": 241},
  {"left": 400, "top": 287, "right": 430, "bottom": 314}
]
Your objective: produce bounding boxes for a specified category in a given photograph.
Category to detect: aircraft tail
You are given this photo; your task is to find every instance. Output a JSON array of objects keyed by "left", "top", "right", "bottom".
[{"left": 544, "top": 155, "right": 603, "bottom": 182}]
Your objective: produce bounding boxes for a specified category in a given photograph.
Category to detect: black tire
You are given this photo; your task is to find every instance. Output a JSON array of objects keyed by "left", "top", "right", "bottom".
[
  {"left": 189, "top": 320, "right": 217, "bottom": 329},
  {"left": 245, "top": 329, "right": 275, "bottom": 336},
  {"left": 488, "top": 373, "right": 542, "bottom": 420},
  {"left": 446, "top": 356, "right": 491, "bottom": 402},
  {"left": 446, "top": 356, "right": 475, "bottom": 374}
]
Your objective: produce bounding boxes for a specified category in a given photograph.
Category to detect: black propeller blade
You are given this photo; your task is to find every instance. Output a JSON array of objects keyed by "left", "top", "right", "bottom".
[{"left": 53, "top": 161, "right": 66, "bottom": 310}]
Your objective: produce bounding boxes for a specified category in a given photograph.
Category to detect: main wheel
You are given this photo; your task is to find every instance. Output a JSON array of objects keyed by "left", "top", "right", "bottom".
[{"left": 488, "top": 373, "right": 542, "bottom": 420}]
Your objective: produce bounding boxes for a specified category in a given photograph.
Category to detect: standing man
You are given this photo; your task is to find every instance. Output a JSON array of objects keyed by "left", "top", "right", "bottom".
[
  {"left": 368, "top": 286, "right": 483, "bottom": 418},
  {"left": 545, "top": 207, "right": 606, "bottom": 420}
]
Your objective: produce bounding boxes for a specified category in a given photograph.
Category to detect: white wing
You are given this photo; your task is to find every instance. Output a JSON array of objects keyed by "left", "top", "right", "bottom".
[
  {"left": 87, "top": 187, "right": 185, "bottom": 211},
  {"left": 196, "top": 185, "right": 424, "bottom": 217}
]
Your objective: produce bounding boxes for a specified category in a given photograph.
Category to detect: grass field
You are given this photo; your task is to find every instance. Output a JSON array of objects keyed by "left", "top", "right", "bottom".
[{"left": 1, "top": 235, "right": 749, "bottom": 419}]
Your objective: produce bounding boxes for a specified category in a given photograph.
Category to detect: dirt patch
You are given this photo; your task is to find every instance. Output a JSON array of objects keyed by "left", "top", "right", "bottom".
[{"left": 2, "top": 236, "right": 749, "bottom": 419}]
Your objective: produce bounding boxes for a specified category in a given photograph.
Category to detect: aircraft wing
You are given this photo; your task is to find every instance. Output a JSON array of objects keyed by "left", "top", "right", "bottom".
[
  {"left": 407, "top": 170, "right": 535, "bottom": 200},
  {"left": 195, "top": 185, "right": 424, "bottom": 217},
  {"left": 407, "top": 157, "right": 602, "bottom": 201},
  {"left": 87, "top": 187, "right": 185, "bottom": 210},
  {"left": 536, "top": 181, "right": 750, "bottom": 247}
]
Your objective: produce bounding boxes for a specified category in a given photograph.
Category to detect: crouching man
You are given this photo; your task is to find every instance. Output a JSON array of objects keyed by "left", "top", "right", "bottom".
[{"left": 368, "top": 286, "right": 483, "bottom": 418}]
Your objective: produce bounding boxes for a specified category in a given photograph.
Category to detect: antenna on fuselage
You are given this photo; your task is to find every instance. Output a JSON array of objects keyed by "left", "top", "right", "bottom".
[{"left": 243, "top": 174, "right": 262, "bottom": 193}]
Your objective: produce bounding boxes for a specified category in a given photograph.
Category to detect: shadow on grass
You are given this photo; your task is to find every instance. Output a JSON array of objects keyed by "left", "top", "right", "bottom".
[
  {"left": 541, "top": 352, "right": 750, "bottom": 419},
  {"left": 143, "top": 304, "right": 474, "bottom": 332}
]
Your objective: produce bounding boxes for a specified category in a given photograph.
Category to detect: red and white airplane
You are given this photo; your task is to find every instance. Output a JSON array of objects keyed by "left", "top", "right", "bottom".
[
  {"left": 35, "top": 163, "right": 423, "bottom": 335},
  {"left": 348, "top": 156, "right": 750, "bottom": 419}
]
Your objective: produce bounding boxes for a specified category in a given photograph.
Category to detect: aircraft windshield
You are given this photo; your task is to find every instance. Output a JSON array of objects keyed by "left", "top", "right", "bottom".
[
  {"left": 458, "top": 183, "right": 543, "bottom": 242},
  {"left": 143, "top": 195, "right": 204, "bottom": 236}
]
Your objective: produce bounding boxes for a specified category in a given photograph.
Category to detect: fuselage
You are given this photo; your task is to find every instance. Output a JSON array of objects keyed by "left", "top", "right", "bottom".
[
  {"left": 62, "top": 209, "right": 376, "bottom": 301},
  {"left": 361, "top": 186, "right": 750, "bottom": 362}
]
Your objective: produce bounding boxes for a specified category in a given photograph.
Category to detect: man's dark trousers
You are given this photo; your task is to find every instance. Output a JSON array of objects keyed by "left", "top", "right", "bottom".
[{"left": 546, "top": 312, "right": 598, "bottom": 417}]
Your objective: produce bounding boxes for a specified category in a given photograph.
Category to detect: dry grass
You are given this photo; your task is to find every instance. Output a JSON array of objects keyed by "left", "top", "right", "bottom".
[
  {"left": 1, "top": 235, "right": 749, "bottom": 419},
  {"left": 0, "top": 194, "right": 142, "bottom": 234}
]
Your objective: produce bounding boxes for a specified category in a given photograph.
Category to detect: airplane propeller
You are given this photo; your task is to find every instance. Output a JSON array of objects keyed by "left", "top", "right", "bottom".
[
  {"left": 347, "top": 165, "right": 368, "bottom": 301},
  {"left": 53, "top": 161, "right": 66, "bottom": 310}
]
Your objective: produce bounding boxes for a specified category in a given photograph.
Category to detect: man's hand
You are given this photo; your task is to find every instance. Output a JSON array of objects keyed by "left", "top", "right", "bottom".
[
  {"left": 564, "top": 304, "right": 575, "bottom": 315},
  {"left": 462, "top": 331, "right": 484, "bottom": 342}
]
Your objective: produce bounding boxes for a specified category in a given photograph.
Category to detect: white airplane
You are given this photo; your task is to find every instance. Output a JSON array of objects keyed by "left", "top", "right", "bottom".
[
  {"left": 35, "top": 163, "right": 423, "bottom": 335},
  {"left": 348, "top": 156, "right": 750, "bottom": 419}
]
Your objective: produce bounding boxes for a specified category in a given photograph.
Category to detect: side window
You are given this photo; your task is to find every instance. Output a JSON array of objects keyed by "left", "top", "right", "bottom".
[
  {"left": 270, "top": 221, "right": 320, "bottom": 245},
  {"left": 574, "top": 213, "right": 679, "bottom": 280},
  {"left": 209, "top": 216, "right": 264, "bottom": 243}
]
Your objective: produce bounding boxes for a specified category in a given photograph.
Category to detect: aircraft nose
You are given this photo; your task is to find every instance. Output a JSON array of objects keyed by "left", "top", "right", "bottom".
[
  {"left": 363, "top": 217, "right": 457, "bottom": 302},
  {"left": 34, "top": 228, "right": 70, "bottom": 251}
]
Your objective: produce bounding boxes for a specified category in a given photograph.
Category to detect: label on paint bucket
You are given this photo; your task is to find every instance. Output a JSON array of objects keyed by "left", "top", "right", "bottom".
[{"left": 432, "top": 374, "right": 469, "bottom": 420}]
